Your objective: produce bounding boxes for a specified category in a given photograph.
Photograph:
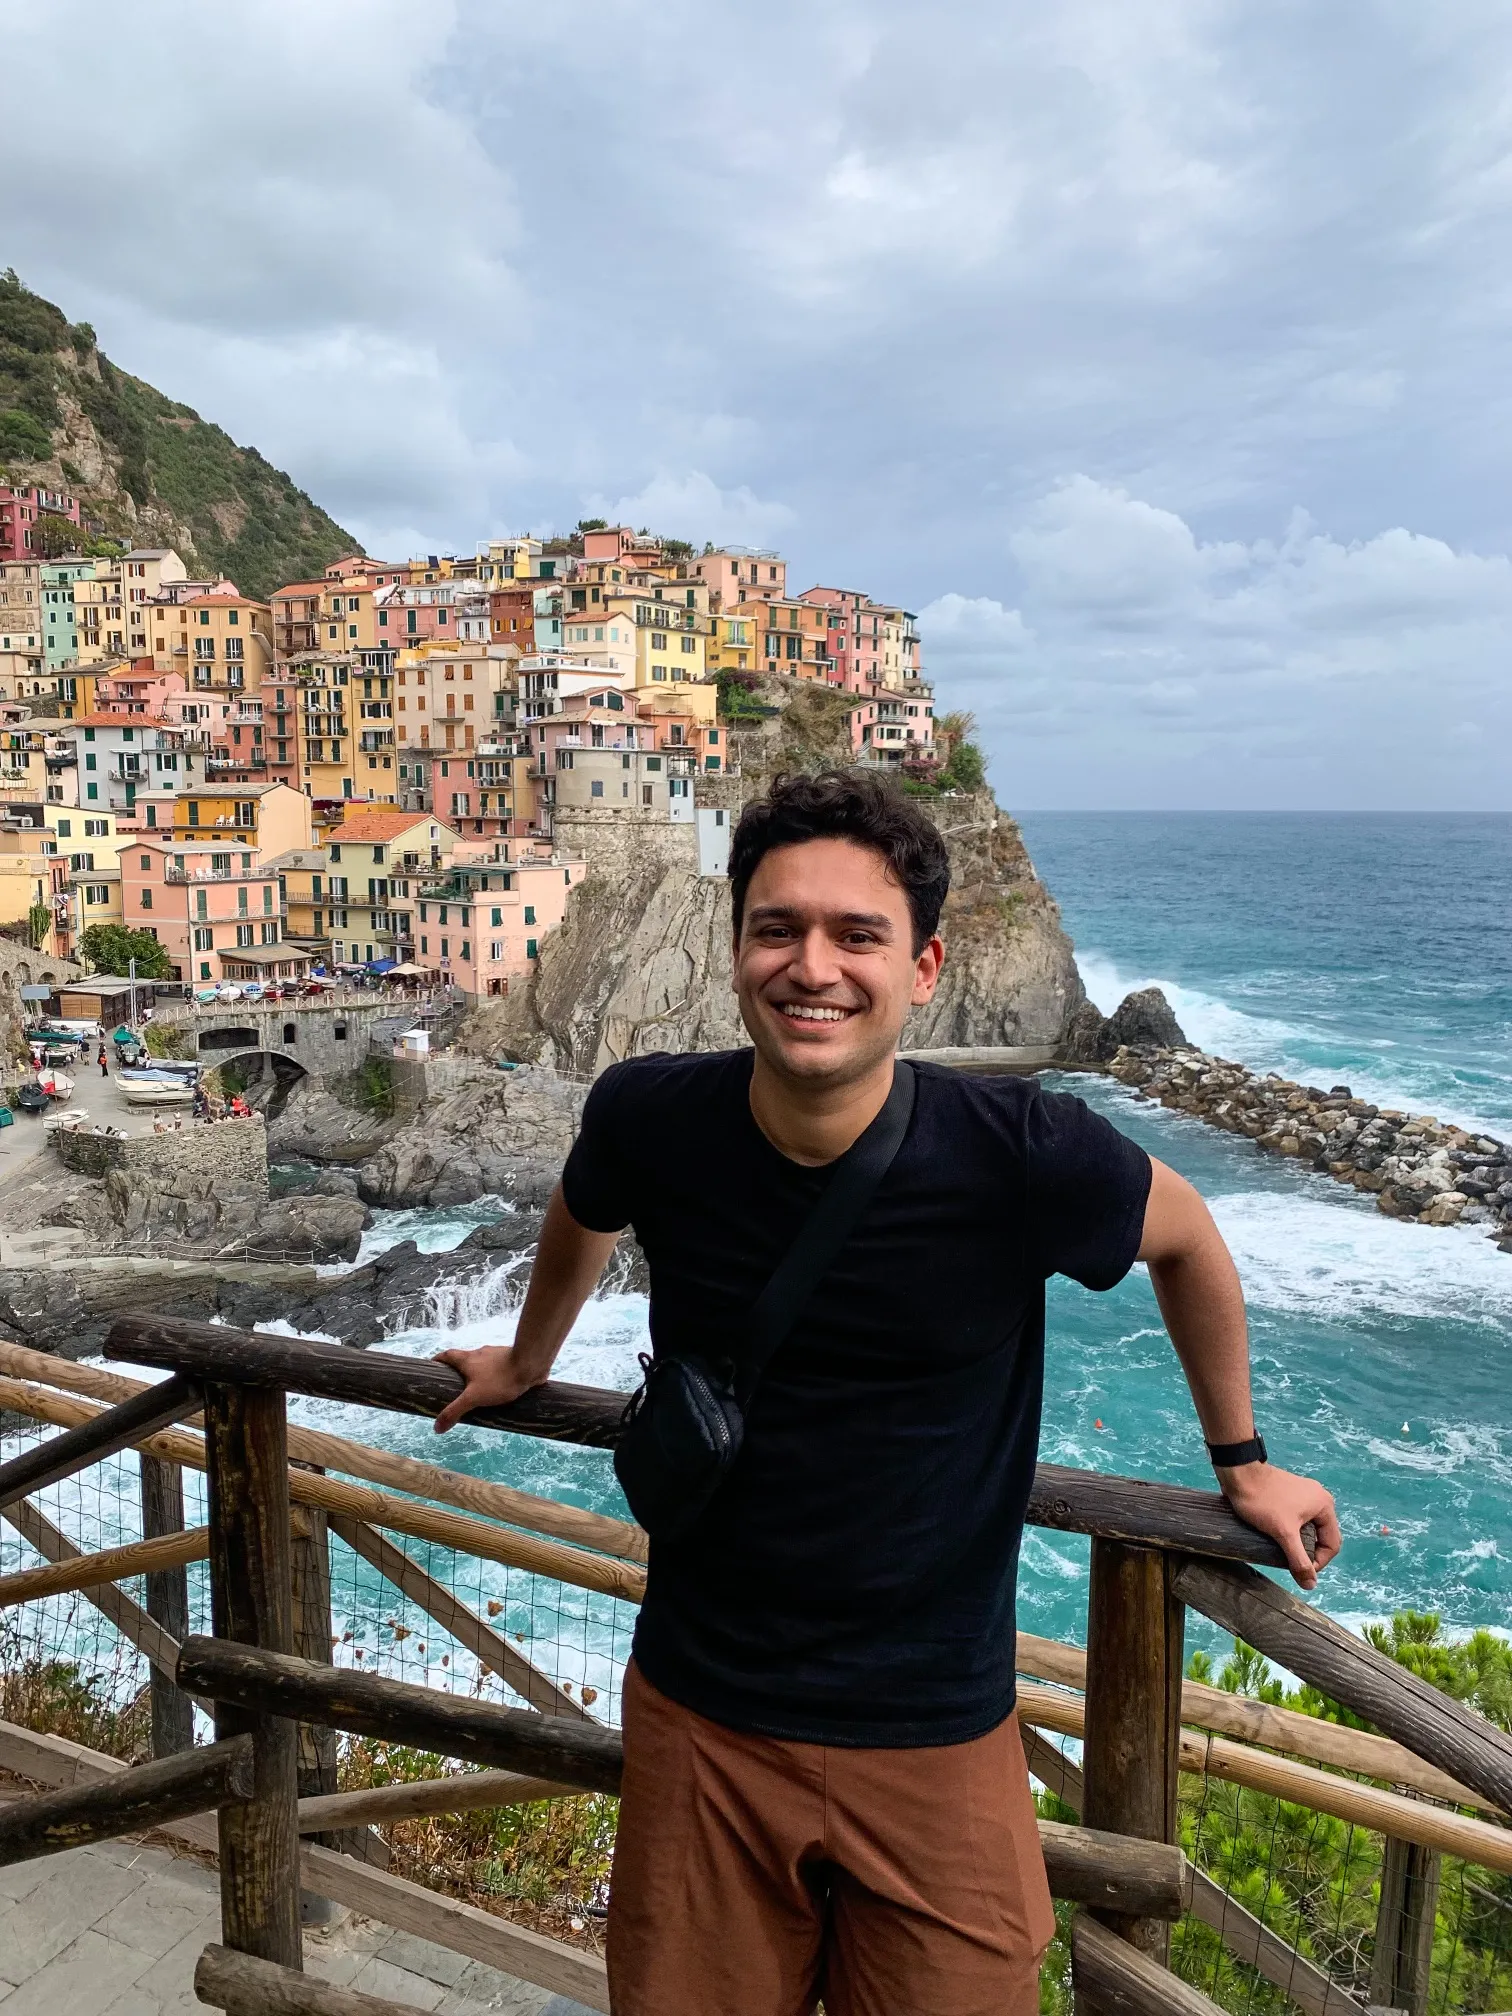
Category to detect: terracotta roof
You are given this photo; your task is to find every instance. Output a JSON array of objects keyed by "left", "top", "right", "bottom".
[
  {"left": 185, "top": 593, "right": 266, "bottom": 608},
  {"left": 328, "top": 809, "right": 445, "bottom": 843}
]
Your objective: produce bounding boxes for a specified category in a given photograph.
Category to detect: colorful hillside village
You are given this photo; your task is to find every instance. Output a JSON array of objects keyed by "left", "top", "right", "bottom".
[{"left": 0, "top": 496, "right": 935, "bottom": 997}]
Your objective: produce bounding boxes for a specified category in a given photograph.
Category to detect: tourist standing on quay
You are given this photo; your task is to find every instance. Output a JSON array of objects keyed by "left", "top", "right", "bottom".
[{"left": 434, "top": 769, "right": 1341, "bottom": 2016}]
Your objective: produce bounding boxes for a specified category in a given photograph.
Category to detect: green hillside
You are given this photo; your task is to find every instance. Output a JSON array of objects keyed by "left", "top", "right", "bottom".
[{"left": 0, "top": 270, "right": 360, "bottom": 599}]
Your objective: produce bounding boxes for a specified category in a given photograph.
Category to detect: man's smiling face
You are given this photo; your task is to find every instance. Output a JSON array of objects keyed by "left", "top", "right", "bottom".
[{"left": 734, "top": 836, "right": 944, "bottom": 1088}]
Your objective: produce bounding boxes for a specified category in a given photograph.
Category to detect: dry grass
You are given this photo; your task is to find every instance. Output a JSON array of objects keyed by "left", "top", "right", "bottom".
[{"left": 337, "top": 1736, "right": 615, "bottom": 1954}]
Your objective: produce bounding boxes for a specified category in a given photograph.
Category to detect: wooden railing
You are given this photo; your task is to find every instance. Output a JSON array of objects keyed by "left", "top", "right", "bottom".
[{"left": 0, "top": 1319, "right": 1510, "bottom": 2016}]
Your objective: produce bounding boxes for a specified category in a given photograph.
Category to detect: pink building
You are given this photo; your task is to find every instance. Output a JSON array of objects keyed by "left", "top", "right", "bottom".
[
  {"left": 412, "top": 851, "right": 587, "bottom": 999},
  {"left": 121, "top": 837, "right": 293, "bottom": 985},
  {"left": 95, "top": 669, "right": 187, "bottom": 716},
  {"left": 0, "top": 485, "right": 81, "bottom": 563}
]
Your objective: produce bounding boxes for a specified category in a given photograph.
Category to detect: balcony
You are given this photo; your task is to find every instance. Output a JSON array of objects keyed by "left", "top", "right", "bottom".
[{"left": 164, "top": 865, "right": 273, "bottom": 884}]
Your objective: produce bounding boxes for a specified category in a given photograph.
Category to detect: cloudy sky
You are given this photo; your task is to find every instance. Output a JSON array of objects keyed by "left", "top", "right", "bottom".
[{"left": 4, "top": 0, "right": 1512, "bottom": 808}]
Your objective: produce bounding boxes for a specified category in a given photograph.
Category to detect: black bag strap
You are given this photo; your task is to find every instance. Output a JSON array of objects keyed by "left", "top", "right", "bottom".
[{"left": 737, "top": 1061, "right": 917, "bottom": 1404}]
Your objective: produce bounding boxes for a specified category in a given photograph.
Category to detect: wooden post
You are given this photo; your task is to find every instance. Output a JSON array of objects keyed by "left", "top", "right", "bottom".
[
  {"left": 1082, "top": 1539, "right": 1185, "bottom": 1965},
  {"left": 1368, "top": 1836, "right": 1441, "bottom": 2016},
  {"left": 141, "top": 1453, "right": 196, "bottom": 1759},
  {"left": 204, "top": 1381, "right": 302, "bottom": 1969},
  {"left": 289, "top": 1462, "right": 347, "bottom": 1920}
]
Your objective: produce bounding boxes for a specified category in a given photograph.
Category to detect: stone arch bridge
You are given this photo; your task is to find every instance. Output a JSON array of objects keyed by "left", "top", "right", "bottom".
[{"left": 163, "top": 1000, "right": 414, "bottom": 1084}]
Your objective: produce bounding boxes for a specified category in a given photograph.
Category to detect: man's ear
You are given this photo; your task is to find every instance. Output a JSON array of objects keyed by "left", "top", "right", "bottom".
[{"left": 911, "top": 933, "right": 945, "bottom": 1006}]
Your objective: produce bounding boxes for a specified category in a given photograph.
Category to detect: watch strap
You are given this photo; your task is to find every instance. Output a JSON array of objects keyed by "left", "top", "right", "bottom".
[{"left": 1207, "top": 1433, "right": 1268, "bottom": 1469}]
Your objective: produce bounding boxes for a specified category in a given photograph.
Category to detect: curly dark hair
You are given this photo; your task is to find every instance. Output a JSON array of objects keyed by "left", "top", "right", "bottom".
[{"left": 728, "top": 768, "right": 951, "bottom": 954}]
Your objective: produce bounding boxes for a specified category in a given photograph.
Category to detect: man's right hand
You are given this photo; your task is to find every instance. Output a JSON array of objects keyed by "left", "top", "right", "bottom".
[{"left": 433, "top": 1345, "right": 544, "bottom": 1433}]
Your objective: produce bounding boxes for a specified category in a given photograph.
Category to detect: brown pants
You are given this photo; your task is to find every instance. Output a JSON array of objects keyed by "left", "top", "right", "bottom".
[{"left": 607, "top": 1664, "right": 1055, "bottom": 2016}]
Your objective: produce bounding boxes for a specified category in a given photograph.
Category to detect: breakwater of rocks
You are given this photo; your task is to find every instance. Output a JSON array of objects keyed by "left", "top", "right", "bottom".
[{"left": 1106, "top": 1043, "right": 1512, "bottom": 1250}]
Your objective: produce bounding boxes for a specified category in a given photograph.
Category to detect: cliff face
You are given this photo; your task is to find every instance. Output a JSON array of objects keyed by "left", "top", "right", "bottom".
[
  {"left": 464, "top": 680, "right": 1085, "bottom": 1073},
  {"left": 0, "top": 272, "right": 357, "bottom": 599}
]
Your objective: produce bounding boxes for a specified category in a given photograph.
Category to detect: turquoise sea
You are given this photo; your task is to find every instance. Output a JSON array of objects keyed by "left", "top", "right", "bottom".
[{"left": 297, "top": 813, "right": 1512, "bottom": 1674}]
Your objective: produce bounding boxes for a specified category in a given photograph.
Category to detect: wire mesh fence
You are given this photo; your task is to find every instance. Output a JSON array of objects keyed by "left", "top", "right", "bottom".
[{"left": 4, "top": 1407, "right": 1512, "bottom": 2010}]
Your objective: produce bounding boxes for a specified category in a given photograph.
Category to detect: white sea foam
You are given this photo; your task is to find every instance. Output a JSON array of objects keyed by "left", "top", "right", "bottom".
[{"left": 1208, "top": 1188, "right": 1512, "bottom": 1328}]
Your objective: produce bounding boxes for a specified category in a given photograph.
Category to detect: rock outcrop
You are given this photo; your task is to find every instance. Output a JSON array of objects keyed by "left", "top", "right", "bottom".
[
  {"left": 352, "top": 1064, "right": 586, "bottom": 1209},
  {"left": 1064, "top": 986, "right": 1189, "bottom": 1064}
]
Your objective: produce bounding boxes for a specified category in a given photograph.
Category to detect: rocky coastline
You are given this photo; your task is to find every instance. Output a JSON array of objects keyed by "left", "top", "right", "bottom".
[{"left": 1104, "top": 1038, "right": 1512, "bottom": 1249}]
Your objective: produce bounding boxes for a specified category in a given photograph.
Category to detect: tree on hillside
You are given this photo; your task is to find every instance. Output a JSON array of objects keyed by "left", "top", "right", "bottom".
[
  {"left": 30, "top": 512, "right": 87, "bottom": 559},
  {"left": 78, "top": 924, "right": 173, "bottom": 980}
]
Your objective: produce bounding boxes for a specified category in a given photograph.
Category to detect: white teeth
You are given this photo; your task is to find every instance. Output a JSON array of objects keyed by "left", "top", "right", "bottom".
[{"left": 779, "top": 1004, "right": 850, "bottom": 1021}]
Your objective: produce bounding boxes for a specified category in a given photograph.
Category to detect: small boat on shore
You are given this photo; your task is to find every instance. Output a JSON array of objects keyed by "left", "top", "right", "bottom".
[
  {"left": 119, "top": 1077, "right": 196, "bottom": 1107},
  {"left": 40, "top": 1072, "right": 73, "bottom": 1101}
]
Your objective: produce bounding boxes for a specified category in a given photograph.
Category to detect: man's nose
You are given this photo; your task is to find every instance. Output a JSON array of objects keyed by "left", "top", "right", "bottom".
[{"left": 788, "top": 928, "right": 842, "bottom": 989}]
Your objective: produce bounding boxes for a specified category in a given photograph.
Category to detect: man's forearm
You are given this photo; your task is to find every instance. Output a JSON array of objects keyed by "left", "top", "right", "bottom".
[
  {"left": 1146, "top": 1238, "right": 1256, "bottom": 1446},
  {"left": 510, "top": 1187, "right": 622, "bottom": 1382},
  {"left": 433, "top": 1187, "right": 621, "bottom": 1431}
]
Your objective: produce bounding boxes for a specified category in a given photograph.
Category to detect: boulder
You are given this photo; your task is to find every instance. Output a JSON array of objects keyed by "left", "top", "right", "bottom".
[{"left": 1101, "top": 987, "right": 1187, "bottom": 1054}]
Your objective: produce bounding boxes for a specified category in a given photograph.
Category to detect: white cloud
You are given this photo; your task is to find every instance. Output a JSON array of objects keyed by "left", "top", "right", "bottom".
[
  {"left": 590, "top": 472, "right": 796, "bottom": 550},
  {"left": 924, "top": 477, "right": 1512, "bottom": 806}
]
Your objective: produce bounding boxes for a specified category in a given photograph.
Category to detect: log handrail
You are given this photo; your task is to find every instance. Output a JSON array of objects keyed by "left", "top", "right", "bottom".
[
  {"left": 105, "top": 1315, "right": 1307, "bottom": 1569},
  {"left": 0, "top": 1735, "right": 254, "bottom": 1867},
  {"left": 0, "top": 1377, "right": 647, "bottom": 1606},
  {"left": 0, "top": 1340, "right": 648, "bottom": 1564}
]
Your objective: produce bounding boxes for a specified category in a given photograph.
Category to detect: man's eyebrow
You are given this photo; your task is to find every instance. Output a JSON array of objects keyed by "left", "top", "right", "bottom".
[{"left": 745, "top": 904, "right": 896, "bottom": 931}]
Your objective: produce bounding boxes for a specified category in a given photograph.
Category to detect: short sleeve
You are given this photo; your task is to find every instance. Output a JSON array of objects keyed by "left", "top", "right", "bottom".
[
  {"left": 1023, "top": 1087, "right": 1152, "bottom": 1289},
  {"left": 560, "top": 1066, "right": 635, "bottom": 1233}
]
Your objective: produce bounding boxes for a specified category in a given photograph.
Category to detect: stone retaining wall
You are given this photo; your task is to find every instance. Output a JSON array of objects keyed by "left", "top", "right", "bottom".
[{"left": 55, "top": 1114, "right": 269, "bottom": 1195}]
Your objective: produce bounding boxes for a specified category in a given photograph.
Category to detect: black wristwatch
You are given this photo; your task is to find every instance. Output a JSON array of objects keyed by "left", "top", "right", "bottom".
[{"left": 1207, "top": 1433, "right": 1268, "bottom": 1469}]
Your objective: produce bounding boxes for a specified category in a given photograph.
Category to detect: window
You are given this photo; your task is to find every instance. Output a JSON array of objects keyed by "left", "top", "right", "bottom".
[
  {"left": 141, "top": 888, "right": 152, "bottom": 909},
  {"left": 86, "top": 782, "right": 98, "bottom": 801},
  {"left": 193, "top": 926, "right": 213, "bottom": 951},
  {"left": 238, "top": 888, "right": 249, "bottom": 917},
  {"left": 235, "top": 923, "right": 253, "bottom": 947},
  {"left": 524, "top": 905, "right": 535, "bottom": 926},
  {"left": 187, "top": 802, "right": 200, "bottom": 825},
  {"left": 681, "top": 635, "right": 696, "bottom": 652},
  {"left": 651, "top": 632, "right": 666, "bottom": 650},
  {"left": 590, "top": 780, "right": 603, "bottom": 798},
  {"left": 195, "top": 890, "right": 208, "bottom": 920},
  {"left": 57, "top": 819, "right": 72, "bottom": 837},
  {"left": 460, "top": 942, "right": 471, "bottom": 960},
  {"left": 262, "top": 884, "right": 273, "bottom": 914},
  {"left": 261, "top": 920, "right": 276, "bottom": 943},
  {"left": 490, "top": 940, "right": 503, "bottom": 960},
  {"left": 200, "top": 961, "right": 212, "bottom": 980},
  {"left": 140, "top": 855, "right": 150, "bottom": 871},
  {"left": 526, "top": 938, "right": 538, "bottom": 959}
]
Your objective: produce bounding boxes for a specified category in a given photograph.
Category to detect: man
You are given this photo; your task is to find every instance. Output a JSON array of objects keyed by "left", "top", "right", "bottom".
[{"left": 434, "top": 769, "right": 1341, "bottom": 2016}]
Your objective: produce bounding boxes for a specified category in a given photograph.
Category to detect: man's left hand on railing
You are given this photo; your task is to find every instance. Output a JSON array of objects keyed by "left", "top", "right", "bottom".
[{"left": 1215, "top": 1461, "right": 1342, "bottom": 1591}]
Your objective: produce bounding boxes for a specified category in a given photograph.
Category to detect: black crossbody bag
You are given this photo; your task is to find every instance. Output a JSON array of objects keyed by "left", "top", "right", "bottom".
[{"left": 613, "top": 1062, "right": 917, "bottom": 1541}]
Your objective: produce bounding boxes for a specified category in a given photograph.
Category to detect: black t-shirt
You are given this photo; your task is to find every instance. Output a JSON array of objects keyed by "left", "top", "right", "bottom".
[{"left": 562, "top": 1051, "right": 1151, "bottom": 1748}]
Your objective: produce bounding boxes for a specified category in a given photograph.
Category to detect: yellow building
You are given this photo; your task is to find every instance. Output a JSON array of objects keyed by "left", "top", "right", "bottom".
[
  {"left": 75, "top": 549, "right": 188, "bottom": 665},
  {"left": 53, "top": 665, "right": 118, "bottom": 720},
  {"left": 136, "top": 779, "right": 314, "bottom": 856},
  {"left": 314, "top": 577, "right": 379, "bottom": 653},
  {"left": 0, "top": 814, "right": 55, "bottom": 948},
  {"left": 151, "top": 591, "right": 274, "bottom": 696},
  {"left": 705, "top": 612, "right": 756, "bottom": 675},
  {"left": 262, "top": 846, "right": 331, "bottom": 956},
  {"left": 597, "top": 584, "right": 711, "bottom": 690},
  {"left": 43, "top": 804, "right": 125, "bottom": 962},
  {"left": 0, "top": 727, "right": 52, "bottom": 804}
]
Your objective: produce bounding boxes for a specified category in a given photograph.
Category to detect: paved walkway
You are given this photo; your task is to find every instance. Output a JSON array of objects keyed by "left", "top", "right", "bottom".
[{"left": 0, "top": 1835, "right": 598, "bottom": 2015}]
